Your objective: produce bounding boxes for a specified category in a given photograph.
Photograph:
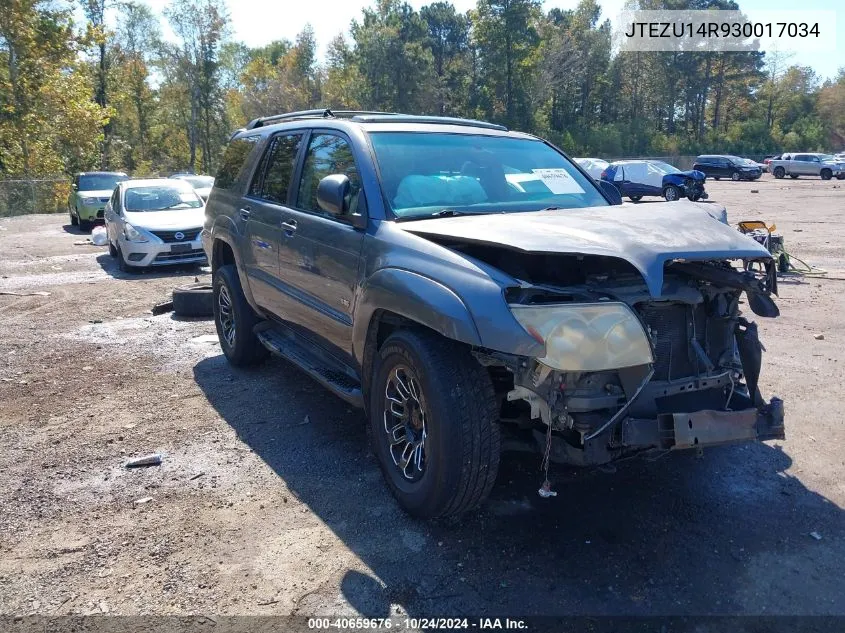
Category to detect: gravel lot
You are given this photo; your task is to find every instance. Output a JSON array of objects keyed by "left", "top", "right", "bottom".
[{"left": 1, "top": 176, "right": 844, "bottom": 619}]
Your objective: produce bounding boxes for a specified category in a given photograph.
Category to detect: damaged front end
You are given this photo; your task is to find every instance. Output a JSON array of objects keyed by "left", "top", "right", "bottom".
[{"left": 479, "top": 255, "right": 785, "bottom": 466}]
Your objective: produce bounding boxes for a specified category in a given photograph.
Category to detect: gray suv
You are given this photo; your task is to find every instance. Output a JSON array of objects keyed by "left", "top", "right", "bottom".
[{"left": 202, "top": 109, "right": 785, "bottom": 518}]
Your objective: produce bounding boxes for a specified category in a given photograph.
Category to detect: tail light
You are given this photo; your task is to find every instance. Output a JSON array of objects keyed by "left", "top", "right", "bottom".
[{"left": 600, "top": 171, "right": 608, "bottom": 179}]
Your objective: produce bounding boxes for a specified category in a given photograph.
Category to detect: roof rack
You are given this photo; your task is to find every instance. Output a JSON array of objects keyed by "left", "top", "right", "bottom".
[
  {"left": 245, "top": 109, "right": 398, "bottom": 130},
  {"left": 243, "top": 108, "right": 509, "bottom": 132},
  {"left": 350, "top": 114, "right": 507, "bottom": 131}
]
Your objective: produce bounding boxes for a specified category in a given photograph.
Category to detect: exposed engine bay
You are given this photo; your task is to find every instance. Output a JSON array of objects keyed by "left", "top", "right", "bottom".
[{"left": 462, "top": 247, "right": 786, "bottom": 466}]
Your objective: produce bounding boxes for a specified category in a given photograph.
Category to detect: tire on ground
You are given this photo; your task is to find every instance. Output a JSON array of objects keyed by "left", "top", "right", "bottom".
[
  {"left": 172, "top": 283, "right": 214, "bottom": 317},
  {"left": 212, "top": 264, "right": 268, "bottom": 366},
  {"left": 369, "top": 329, "right": 500, "bottom": 518}
]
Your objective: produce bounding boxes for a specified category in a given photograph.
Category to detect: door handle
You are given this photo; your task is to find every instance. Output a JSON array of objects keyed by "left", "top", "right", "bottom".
[
  {"left": 239, "top": 207, "right": 251, "bottom": 220},
  {"left": 281, "top": 219, "right": 297, "bottom": 235}
]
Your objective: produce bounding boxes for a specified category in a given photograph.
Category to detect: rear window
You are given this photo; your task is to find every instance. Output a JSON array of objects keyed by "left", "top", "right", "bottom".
[{"left": 215, "top": 136, "right": 259, "bottom": 190}]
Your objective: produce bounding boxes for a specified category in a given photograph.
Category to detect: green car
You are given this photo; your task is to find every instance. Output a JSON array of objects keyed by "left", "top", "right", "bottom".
[{"left": 68, "top": 172, "right": 128, "bottom": 231}]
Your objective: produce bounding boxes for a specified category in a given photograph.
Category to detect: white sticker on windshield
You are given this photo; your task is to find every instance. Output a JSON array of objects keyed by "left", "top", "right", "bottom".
[
  {"left": 531, "top": 169, "right": 585, "bottom": 195},
  {"left": 179, "top": 192, "right": 196, "bottom": 202}
]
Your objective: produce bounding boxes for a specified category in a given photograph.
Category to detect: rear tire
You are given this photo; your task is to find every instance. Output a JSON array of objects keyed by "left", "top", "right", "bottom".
[
  {"left": 714, "top": 176, "right": 720, "bottom": 181},
  {"left": 213, "top": 264, "right": 268, "bottom": 366},
  {"left": 663, "top": 185, "right": 681, "bottom": 201},
  {"left": 790, "top": 174, "right": 799, "bottom": 179},
  {"left": 79, "top": 219, "right": 91, "bottom": 232},
  {"left": 820, "top": 169, "right": 832, "bottom": 181},
  {"left": 70, "top": 209, "right": 78, "bottom": 226},
  {"left": 628, "top": 195, "right": 642, "bottom": 202},
  {"left": 108, "top": 240, "right": 117, "bottom": 257},
  {"left": 773, "top": 167, "right": 785, "bottom": 179},
  {"left": 369, "top": 329, "right": 500, "bottom": 518}
]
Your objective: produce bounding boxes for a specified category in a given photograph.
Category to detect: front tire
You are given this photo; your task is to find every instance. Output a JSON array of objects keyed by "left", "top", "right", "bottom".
[
  {"left": 663, "top": 185, "right": 681, "bottom": 201},
  {"left": 79, "top": 219, "right": 91, "bottom": 232},
  {"left": 790, "top": 174, "right": 799, "bottom": 179},
  {"left": 213, "top": 264, "right": 268, "bottom": 366},
  {"left": 820, "top": 169, "right": 832, "bottom": 181},
  {"left": 70, "top": 209, "right": 79, "bottom": 226},
  {"left": 369, "top": 329, "right": 500, "bottom": 518},
  {"left": 628, "top": 195, "right": 642, "bottom": 202},
  {"left": 731, "top": 171, "right": 740, "bottom": 181}
]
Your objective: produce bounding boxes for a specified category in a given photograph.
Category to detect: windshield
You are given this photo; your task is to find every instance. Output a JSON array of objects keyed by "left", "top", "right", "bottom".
[
  {"left": 124, "top": 183, "right": 203, "bottom": 212},
  {"left": 175, "top": 175, "right": 214, "bottom": 188},
  {"left": 79, "top": 174, "right": 127, "bottom": 191},
  {"left": 819, "top": 154, "right": 835, "bottom": 161},
  {"left": 368, "top": 132, "right": 607, "bottom": 219},
  {"left": 650, "top": 161, "right": 681, "bottom": 174}
]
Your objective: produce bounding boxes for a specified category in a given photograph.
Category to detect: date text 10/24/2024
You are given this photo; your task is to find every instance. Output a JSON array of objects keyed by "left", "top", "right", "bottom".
[{"left": 308, "top": 618, "right": 529, "bottom": 630}]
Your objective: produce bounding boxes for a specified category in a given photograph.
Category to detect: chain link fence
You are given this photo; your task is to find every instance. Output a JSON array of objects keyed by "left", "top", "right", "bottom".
[{"left": 0, "top": 178, "right": 70, "bottom": 218}]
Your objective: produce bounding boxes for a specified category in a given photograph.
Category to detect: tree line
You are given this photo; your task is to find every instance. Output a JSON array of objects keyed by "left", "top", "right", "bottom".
[{"left": 1, "top": 0, "right": 844, "bottom": 183}]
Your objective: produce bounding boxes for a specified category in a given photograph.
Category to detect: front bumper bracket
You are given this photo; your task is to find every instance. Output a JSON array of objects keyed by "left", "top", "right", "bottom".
[{"left": 622, "top": 397, "right": 785, "bottom": 450}]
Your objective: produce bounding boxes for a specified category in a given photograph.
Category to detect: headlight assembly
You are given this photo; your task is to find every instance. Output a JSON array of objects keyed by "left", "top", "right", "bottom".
[
  {"left": 123, "top": 223, "right": 148, "bottom": 243},
  {"left": 509, "top": 302, "right": 653, "bottom": 372},
  {"left": 81, "top": 197, "right": 99, "bottom": 205}
]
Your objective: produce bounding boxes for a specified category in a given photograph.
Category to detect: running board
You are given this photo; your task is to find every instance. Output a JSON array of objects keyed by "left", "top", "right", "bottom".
[{"left": 254, "top": 323, "right": 364, "bottom": 408}]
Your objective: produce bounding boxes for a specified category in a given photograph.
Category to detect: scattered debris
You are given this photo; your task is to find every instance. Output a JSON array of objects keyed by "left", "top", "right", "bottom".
[
  {"left": 125, "top": 453, "right": 163, "bottom": 468},
  {"left": 298, "top": 415, "right": 311, "bottom": 426},
  {"left": 88, "top": 319, "right": 102, "bottom": 324},
  {"left": 73, "top": 239, "right": 94, "bottom": 246},
  {"left": 815, "top": 334, "right": 825, "bottom": 340},
  {"left": 0, "top": 290, "right": 51, "bottom": 297},
  {"left": 98, "top": 601, "right": 109, "bottom": 613},
  {"left": 151, "top": 299, "right": 174, "bottom": 316},
  {"left": 133, "top": 497, "right": 153, "bottom": 506},
  {"left": 189, "top": 472, "right": 206, "bottom": 481},
  {"left": 810, "top": 531, "right": 823, "bottom": 541},
  {"left": 191, "top": 334, "right": 219, "bottom": 344},
  {"left": 257, "top": 598, "right": 279, "bottom": 606},
  {"left": 750, "top": 189, "right": 759, "bottom": 193},
  {"left": 794, "top": 228, "right": 803, "bottom": 232},
  {"left": 91, "top": 226, "right": 108, "bottom": 246}
]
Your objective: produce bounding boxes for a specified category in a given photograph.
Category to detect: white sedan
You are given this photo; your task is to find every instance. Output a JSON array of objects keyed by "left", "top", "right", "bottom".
[
  {"left": 574, "top": 157, "right": 609, "bottom": 179},
  {"left": 104, "top": 179, "right": 208, "bottom": 272}
]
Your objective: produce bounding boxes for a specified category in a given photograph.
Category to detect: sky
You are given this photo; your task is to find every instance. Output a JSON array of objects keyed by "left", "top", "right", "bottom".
[{"left": 138, "top": 0, "right": 842, "bottom": 81}]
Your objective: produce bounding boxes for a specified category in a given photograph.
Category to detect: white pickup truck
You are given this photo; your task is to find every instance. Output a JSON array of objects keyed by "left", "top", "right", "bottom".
[{"left": 768, "top": 153, "right": 845, "bottom": 180}]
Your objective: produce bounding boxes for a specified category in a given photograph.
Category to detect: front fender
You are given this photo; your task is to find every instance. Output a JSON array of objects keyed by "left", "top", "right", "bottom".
[{"left": 352, "top": 268, "right": 482, "bottom": 367}]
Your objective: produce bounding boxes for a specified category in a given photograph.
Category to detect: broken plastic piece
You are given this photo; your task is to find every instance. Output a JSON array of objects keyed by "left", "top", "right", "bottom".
[
  {"left": 125, "top": 453, "right": 163, "bottom": 468},
  {"left": 538, "top": 480, "right": 557, "bottom": 498}
]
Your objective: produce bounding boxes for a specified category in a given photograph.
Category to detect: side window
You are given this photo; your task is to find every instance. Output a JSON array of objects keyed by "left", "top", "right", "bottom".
[
  {"left": 215, "top": 135, "right": 259, "bottom": 190},
  {"left": 254, "top": 134, "right": 303, "bottom": 204},
  {"left": 110, "top": 189, "right": 120, "bottom": 212},
  {"left": 296, "top": 133, "right": 364, "bottom": 217},
  {"left": 795, "top": 154, "right": 809, "bottom": 162},
  {"left": 613, "top": 167, "right": 624, "bottom": 182}
]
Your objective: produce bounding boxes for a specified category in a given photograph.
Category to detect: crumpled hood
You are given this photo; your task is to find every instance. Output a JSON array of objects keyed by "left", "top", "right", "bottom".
[
  {"left": 124, "top": 207, "right": 205, "bottom": 231},
  {"left": 400, "top": 202, "right": 771, "bottom": 297}
]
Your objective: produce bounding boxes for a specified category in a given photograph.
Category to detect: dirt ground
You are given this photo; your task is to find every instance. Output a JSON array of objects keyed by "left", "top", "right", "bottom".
[{"left": 1, "top": 176, "right": 844, "bottom": 620}]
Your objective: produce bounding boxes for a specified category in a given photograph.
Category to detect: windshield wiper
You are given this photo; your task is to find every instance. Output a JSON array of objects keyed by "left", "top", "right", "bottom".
[{"left": 158, "top": 203, "right": 192, "bottom": 210}]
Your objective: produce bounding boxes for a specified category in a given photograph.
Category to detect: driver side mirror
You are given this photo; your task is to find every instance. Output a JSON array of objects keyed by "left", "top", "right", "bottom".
[
  {"left": 71, "top": 183, "right": 77, "bottom": 191},
  {"left": 599, "top": 179, "right": 623, "bottom": 205},
  {"left": 317, "top": 174, "right": 351, "bottom": 216}
]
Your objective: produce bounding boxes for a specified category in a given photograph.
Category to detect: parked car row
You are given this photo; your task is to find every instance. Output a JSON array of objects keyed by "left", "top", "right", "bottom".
[{"left": 68, "top": 171, "right": 215, "bottom": 271}]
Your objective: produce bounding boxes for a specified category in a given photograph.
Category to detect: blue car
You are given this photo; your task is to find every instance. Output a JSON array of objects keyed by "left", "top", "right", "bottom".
[{"left": 601, "top": 160, "right": 708, "bottom": 202}]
